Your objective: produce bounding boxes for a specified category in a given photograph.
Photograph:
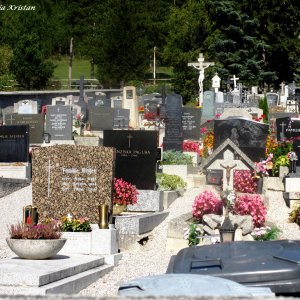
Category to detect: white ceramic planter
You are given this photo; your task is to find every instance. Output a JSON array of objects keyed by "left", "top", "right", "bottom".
[{"left": 6, "top": 238, "right": 66, "bottom": 259}]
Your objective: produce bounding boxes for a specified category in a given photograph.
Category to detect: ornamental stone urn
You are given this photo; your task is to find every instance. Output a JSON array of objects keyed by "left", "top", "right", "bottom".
[{"left": 6, "top": 238, "right": 66, "bottom": 259}]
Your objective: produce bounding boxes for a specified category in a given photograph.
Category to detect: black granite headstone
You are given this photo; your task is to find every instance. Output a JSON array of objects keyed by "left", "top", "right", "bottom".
[
  {"left": 182, "top": 107, "right": 201, "bottom": 140},
  {"left": 89, "top": 107, "right": 114, "bottom": 130},
  {"left": 5, "top": 113, "right": 44, "bottom": 144},
  {"left": 214, "top": 118, "right": 269, "bottom": 162},
  {"left": 45, "top": 105, "right": 73, "bottom": 140},
  {"left": 276, "top": 117, "right": 300, "bottom": 141},
  {"left": 113, "top": 108, "right": 129, "bottom": 128},
  {"left": 103, "top": 130, "right": 157, "bottom": 189},
  {"left": 144, "top": 99, "right": 160, "bottom": 118},
  {"left": 163, "top": 93, "right": 183, "bottom": 151},
  {"left": 0, "top": 125, "right": 29, "bottom": 162}
]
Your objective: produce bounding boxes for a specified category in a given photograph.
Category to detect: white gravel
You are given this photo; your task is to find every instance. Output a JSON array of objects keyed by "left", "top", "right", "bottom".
[{"left": 0, "top": 184, "right": 298, "bottom": 297}]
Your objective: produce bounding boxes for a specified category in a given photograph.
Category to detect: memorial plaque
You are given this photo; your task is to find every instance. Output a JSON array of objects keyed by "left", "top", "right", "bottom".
[
  {"left": 113, "top": 108, "right": 129, "bottom": 128},
  {"left": 0, "top": 125, "right": 29, "bottom": 162},
  {"left": 182, "top": 107, "right": 201, "bottom": 140},
  {"left": 32, "top": 145, "right": 115, "bottom": 223},
  {"left": 5, "top": 113, "right": 44, "bottom": 144},
  {"left": 276, "top": 117, "right": 300, "bottom": 141},
  {"left": 103, "top": 130, "right": 157, "bottom": 190},
  {"left": 89, "top": 107, "right": 114, "bottom": 130},
  {"left": 46, "top": 105, "right": 73, "bottom": 140},
  {"left": 163, "top": 93, "right": 183, "bottom": 151},
  {"left": 202, "top": 91, "right": 215, "bottom": 120},
  {"left": 214, "top": 118, "right": 269, "bottom": 162}
]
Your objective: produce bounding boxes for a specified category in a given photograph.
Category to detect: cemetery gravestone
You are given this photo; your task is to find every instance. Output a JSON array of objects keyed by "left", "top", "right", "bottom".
[
  {"left": 123, "top": 86, "right": 139, "bottom": 128},
  {"left": 103, "top": 130, "right": 157, "bottom": 190},
  {"left": 202, "top": 91, "right": 215, "bottom": 121},
  {"left": 14, "top": 100, "right": 38, "bottom": 114},
  {"left": 89, "top": 107, "right": 114, "bottom": 130},
  {"left": 266, "top": 93, "right": 279, "bottom": 107},
  {"left": 46, "top": 105, "right": 73, "bottom": 140},
  {"left": 113, "top": 108, "right": 130, "bottom": 128},
  {"left": 163, "top": 93, "right": 183, "bottom": 151},
  {"left": 5, "top": 113, "right": 44, "bottom": 144},
  {"left": 32, "top": 145, "right": 115, "bottom": 223},
  {"left": 182, "top": 107, "right": 201, "bottom": 140},
  {"left": 214, "top": 118, "right": 269, "bottom": 162},
  {"left": 220, "top": 108, "right": 252, "bottom": 120},
  {"left": 276, "top": 117, "right": 300, "bottom": 141},
  {"left": 0, "top": 125, "right": 29, "bottom": 162}
]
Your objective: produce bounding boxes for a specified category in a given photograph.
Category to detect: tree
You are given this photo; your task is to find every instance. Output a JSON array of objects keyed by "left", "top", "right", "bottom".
[
  {"left": 162, "top": 0, "right": 213, "bottom": 103},
  {"left": 10, "top": 34, "right": 55, "bottom": 90}
]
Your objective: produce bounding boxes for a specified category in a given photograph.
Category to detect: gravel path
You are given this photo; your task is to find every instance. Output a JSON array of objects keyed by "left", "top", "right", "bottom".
[{"left": 0, "top": 184, "right": 298, "bottom": 297}]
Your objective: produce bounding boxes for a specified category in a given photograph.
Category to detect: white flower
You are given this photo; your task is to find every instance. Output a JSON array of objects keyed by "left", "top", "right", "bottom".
[{"left": 66, "top": 213, "right": 73, "bottom": 222}]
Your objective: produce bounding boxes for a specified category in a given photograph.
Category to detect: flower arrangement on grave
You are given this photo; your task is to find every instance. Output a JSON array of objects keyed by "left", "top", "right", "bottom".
[
  {"left": 200, "top": 127, "right": 214, "bottom": 158},
  {"left": 192, "top": 190, "right": 267, "bottom": 228},
  {"left": 253, "top": 153, "right": 273, "bottom": 179},
  {"left": 74, "top": 113, "right": 83, "bottom": 127},
  {"left": 138, "top": 106, "right": 144, "bottom": 113},
  {"left": 113, "top": 177, "right": 138, "bottom": 206},
  {"left": 183, "top": 140, "right": 200, "bottom": 154},
  {"left": 233, "top": 194, "right": 267, "bottom": 227},
  {"left": 272, "top": 155, "right": 289, "bottom": 176},
  {"left": 8, "top": 220, "right": 61, "bottom": 239},
  {"left": 192, "top": 191, "right": 222, "bottom": 222},
  {"left": 156, "top": 173, "right": 187, "bottom": 191},
  {"left": 251, "top": 226, "right": 280, "bottom": 241},
  {"left": 144, "top": 112, "right": 156, "bottom": 120},
  {"left": 183, "top": 223, "right": 204, "bottom": 246},
  {"left": 234, "top": 170, "right": 257, "bottom": 194},
  {"left": 288, "top": 151, "right": 298, "bottom": 161},
  {"left": 59, "top": 214, "right": 92, "bottom": 232}
]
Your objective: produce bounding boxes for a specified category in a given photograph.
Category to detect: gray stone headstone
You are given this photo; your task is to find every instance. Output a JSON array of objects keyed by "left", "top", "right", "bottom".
[
  {"left": 89, "top": 107, "right": 114, "bottom": 130},
  {"left": 5, "top": 113, "right": 44, "bottom": 144},
  {"left": 113, "top": 108, "right": 130, "bottom": 128},
  {"left": 266, "top": 93, "right": 279, "bottom": 107},
  {"left": 182, "top": 107, "right": 201, "bottom": 140},
  {"left": 46, "top": 105, "right": 73, "bottom": 140},
  {"left": 202, "top": 91, "right": 215, "bottom": 120}
]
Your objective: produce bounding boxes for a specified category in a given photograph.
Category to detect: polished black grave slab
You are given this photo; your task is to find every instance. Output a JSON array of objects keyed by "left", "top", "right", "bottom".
[{"left": 167, "top": 240, "right": 300, "bottom": 294}]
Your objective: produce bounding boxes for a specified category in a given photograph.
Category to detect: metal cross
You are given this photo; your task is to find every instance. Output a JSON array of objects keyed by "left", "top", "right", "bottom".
[{"left": 127, "top": 133, "right": 133, "bottom": 148}]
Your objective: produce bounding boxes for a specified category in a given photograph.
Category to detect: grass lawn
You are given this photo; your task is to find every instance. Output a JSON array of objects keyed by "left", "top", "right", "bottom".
[{"left": 52, "top": 56, "right": 93, "bottom": 80}]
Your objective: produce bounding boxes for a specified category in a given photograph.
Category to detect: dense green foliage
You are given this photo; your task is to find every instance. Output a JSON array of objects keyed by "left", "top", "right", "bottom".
[
  {"left": 156, "top": 173, "right": 187, "bottom": 191},
  {"left": 161, "top": 150, "right": 193, "bottom": 165},
  {"left": 0, "top": 0, "right": 299, "bottom": 96}
]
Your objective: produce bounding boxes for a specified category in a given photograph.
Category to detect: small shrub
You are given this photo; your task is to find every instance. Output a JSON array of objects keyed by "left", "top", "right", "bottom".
[
  {"left": 9, "top": 221, "right": 61, "bottom": 239},
  {"left": 192, "top": 191, "right": 222, "bottom": 222},
  {"left": 289, "top": 205, "right": 300, "bottom": 224},
  {"left": 233, "top": 194, "right": 267, "bottom": 227},
  {"left": 251, "top": 226, "right": 280, "bottom": 241},
  {"left": 156, "top": 173, "right": 187, "bottom": 191},
  {"left": 234, "top": 170, "right": 257, "bottom": 194},
  {"left": 183, "top": 223, "right": 203, "bottom": 246},
  {"left": 161, "top": 150, "right": 193, "bottom": 165}
]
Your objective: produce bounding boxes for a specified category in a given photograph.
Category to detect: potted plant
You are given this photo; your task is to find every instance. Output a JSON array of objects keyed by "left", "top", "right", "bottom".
[
  {"left": 6, "top": 220, "right": 66, "bottom": 259},
  {"left": 113, "top": 177, "right": 138, "bottom": 215}
]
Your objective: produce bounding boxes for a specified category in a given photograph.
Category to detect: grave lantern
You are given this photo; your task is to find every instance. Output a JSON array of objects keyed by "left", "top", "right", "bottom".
[{"left": 219, "top": 216, "right": 236, "bottom": 243}]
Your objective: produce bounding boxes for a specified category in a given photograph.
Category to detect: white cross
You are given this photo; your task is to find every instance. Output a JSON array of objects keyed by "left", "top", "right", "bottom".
[
  {"left": 230, "top": 75, "right": 239, "bottom": 90},
  {"left": 280, "top": 81, "right": 285, "bottom": 95},
  {"left": 280, "top": 122, "right": 286, "bottom": 139},
  {"left": 188, "top": 53, "right": 215, "bottom": 106}
]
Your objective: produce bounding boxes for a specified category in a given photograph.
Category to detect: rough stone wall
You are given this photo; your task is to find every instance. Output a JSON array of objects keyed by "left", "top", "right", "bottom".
[{"left": 32, "top": 145, "right": 115, "bottom": 223}]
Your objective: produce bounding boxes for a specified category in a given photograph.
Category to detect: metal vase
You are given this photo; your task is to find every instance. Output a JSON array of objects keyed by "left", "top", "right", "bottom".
[
  {"left": 99, "top": 204, "right": 109, "bottom": 229},
  {"left": 22, "top": 205, "right": 38, "bottom": 225}
]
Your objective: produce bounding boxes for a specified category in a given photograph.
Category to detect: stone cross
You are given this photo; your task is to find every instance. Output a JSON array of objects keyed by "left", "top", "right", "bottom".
[
  {"left": 76, "top": 75, "right": 88, "bottom": 103},
  {"left": 230, "top": 75, "right": 239, "bottom": 91},
  {"left": 188, "top": 53, "right": 215, "bottom": 106},
  {"left": 5, "top": 114, "right": 16, "bottom": 125},
  {"left": 207, "top": 149, "right": 250, "bottom": 191},
  {"left": 280, "top": 81, "right": 285, "bottom": 96}
]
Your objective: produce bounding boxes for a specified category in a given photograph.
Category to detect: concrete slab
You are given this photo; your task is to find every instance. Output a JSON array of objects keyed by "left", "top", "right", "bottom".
[
  {"left": 0, "top": 254, "right": 104, "bottom": 287},
  {"left": 115, "top": 211, "right": 169, "bottom": 234},
  {"left": 0, "top": 254, "right": 113, "bottom": 295}
]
